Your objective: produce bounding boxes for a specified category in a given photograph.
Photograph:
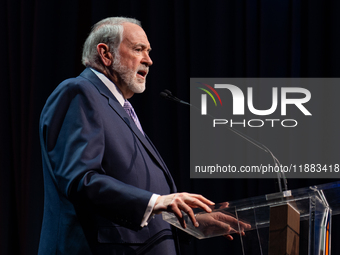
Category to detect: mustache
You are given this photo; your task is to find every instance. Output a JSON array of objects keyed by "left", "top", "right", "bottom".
[{"left": 137, "top": 66, "right": 149, "bottom": 72}]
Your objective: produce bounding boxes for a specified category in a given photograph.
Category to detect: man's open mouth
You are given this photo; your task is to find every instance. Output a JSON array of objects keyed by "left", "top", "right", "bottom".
[{"left": 137, "top": 70, "right": 147, "bottom": 78}]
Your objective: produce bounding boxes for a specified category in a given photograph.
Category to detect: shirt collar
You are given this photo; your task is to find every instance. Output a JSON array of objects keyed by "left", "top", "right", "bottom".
[{"left": 90, "top": 68, "right": 125, "bottom": 106}]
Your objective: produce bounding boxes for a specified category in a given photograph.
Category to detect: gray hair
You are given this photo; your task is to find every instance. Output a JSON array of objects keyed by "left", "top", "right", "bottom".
[{"left": 81, "top": 17, "right": 141, "bottom": 67}]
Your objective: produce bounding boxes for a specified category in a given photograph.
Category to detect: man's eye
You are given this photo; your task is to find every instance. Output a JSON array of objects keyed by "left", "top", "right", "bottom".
[{"left": 135, "top": 48, "right": 142, "bottom": 52}]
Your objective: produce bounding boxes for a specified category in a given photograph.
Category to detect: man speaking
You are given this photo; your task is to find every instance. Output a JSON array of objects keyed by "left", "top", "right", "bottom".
[{"left": 38, "top": 17, "right": 215, "bottom": 255}]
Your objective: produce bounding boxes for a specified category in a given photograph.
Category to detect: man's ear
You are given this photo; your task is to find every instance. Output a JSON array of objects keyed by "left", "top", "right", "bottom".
[{"left": 97, "top": 43, "right": 113, "bottom": 67}]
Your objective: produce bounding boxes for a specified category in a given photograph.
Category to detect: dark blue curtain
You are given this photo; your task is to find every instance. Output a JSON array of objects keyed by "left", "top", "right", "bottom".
[{"left": 1, "top": 0, "right": 340, "bottom": 254}]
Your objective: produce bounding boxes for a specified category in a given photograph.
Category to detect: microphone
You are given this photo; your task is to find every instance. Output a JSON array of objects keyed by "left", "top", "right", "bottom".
[
  {"left": 159, "top": 91, "right": 171, "bottom": 99},
  {"left": 160, "top": 89, "right": 288, "bottom": 192},
  {"left": 160, "top": 90, "right": 191, "bottom": 106}
]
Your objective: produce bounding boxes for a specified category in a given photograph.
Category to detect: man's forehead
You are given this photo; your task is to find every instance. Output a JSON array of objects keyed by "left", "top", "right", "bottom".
[{"left": 122, "top": 22, "right": 151, "bottom": 47}]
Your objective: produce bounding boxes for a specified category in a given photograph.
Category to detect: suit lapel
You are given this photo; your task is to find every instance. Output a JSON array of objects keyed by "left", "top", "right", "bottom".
[
  {"left": 107, "top": 96, "right": 176, "bottom": 192},
  {"left": 79, "top": 68, "right": 175, "bottom": 187}
]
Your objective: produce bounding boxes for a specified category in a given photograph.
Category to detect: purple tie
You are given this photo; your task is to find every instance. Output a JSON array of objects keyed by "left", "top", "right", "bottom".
[{"left": 123, "top": 100, "right": 144, "bottom": 135}]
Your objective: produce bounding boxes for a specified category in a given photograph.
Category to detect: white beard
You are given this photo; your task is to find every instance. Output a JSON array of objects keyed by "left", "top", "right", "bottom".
[{"left": 111, "top": 53, "right": 146, "bottom": 93}]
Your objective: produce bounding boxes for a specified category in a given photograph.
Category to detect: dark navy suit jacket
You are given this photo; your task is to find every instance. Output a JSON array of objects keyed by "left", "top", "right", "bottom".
[{"left": 38, "top": 68, "right": 177, "bottom": 255}]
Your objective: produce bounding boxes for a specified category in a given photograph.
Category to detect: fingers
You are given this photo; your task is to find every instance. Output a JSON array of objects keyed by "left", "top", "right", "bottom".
[
  {"left": 223, "top": 231, "right": 245, "bottom": 240},
  {"left": 224, "top": 234, "right": 234, "bottom": 240},
  {"left": 178, "top": 202, "right": 199, "bottom": 228},
  {"left": 183, "top": 194, "right": 214, "bottom": 213},
  {"left": 153, "top": 193, "right": 215, "bottom": 229},
  {"left": 169, "top": 203, "right": 187, "bottom": 229},
  {"left": 217, "top": 202, "right": 229, "bottom": 209},
  {"left": 216, "top": 213, "right": 251, "bottom": 231},
  {"left": 167, "top": 197, "right": 197, "bottom": 229},
  {"left": 240, "top": 222, "right": 251, "bottom": 230},
  {"left": 186, "top": 193, "right": 215, "bottom": 207},
  {"left": 169, "top": 193, "right": 213, "bottom": 228}
]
